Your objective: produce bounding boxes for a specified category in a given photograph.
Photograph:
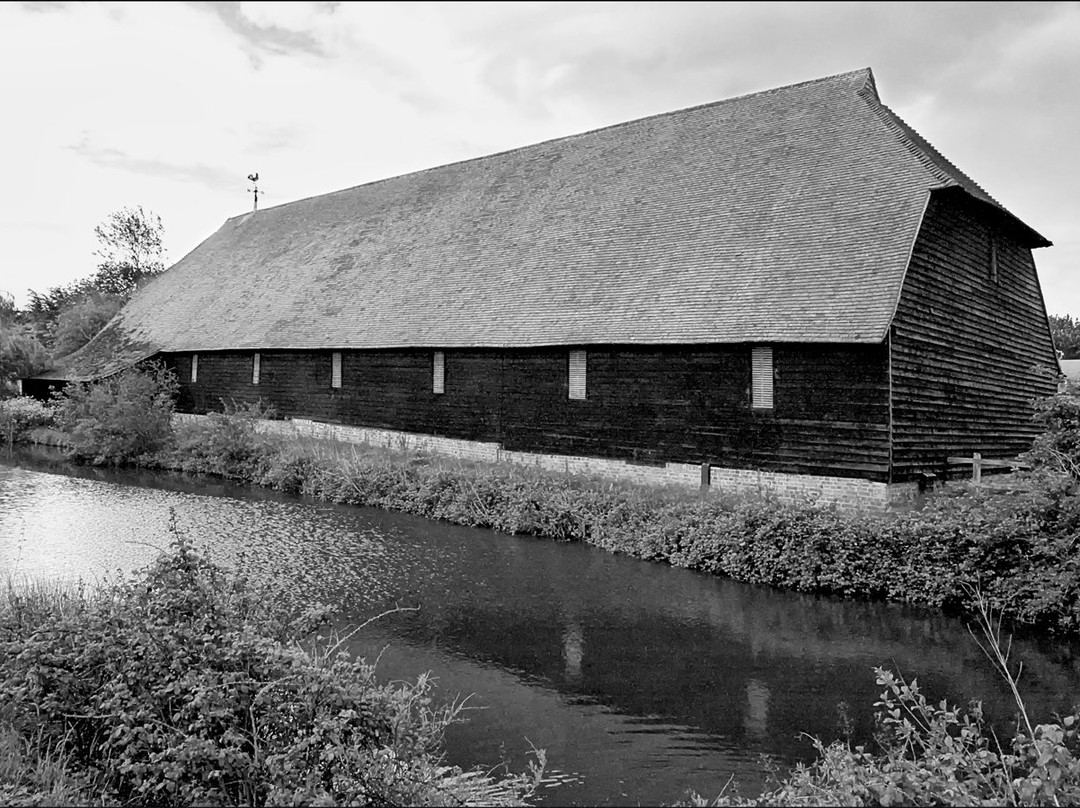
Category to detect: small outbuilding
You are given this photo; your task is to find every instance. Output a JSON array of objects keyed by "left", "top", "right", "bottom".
[{"left": 27, "top": 68, "right": 1060, "bottom": 508}]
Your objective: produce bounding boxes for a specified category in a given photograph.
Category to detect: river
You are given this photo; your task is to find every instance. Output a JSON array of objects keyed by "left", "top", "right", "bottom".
[{"left": 3, "top": 445, "right": 1080, "bottom": 806}]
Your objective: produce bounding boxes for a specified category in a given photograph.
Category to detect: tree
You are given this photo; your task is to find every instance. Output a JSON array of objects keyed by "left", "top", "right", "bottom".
[
  {"left": 91, "top": 206, "right": 166, "bottom": 297},
  {"left": 1050, "top": 314, "right": 1080, "bottom": 360},
  {"left": 23, "top": 206, "right": 167, "bottom": 359},
  {"left": 51, "top": 292, "right": 124, "bottom": 358},
  {"left": 0, "top": 293, "right": 49, "bottom": 397},
  {"left": 24, "top": 277, "right": 97, "bottom": 343}
]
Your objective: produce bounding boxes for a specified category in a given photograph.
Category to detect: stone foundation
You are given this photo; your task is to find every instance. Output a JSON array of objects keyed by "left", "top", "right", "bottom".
[{"left": 175, "top": 414, "right": 902, "bottom": 512}]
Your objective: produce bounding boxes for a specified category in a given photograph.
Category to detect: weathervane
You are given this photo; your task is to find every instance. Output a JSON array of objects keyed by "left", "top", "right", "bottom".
[{"left": 247, "top": 173, "right": 261, "bottom": 211}]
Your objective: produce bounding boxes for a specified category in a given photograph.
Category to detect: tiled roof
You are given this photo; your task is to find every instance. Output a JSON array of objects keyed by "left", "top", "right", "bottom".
[
  {"left": 47, "top": 68, "right": 1048, "bottom": 379},
  {"left": 33, "top": 319, "right": 159, "bottom": 382}
]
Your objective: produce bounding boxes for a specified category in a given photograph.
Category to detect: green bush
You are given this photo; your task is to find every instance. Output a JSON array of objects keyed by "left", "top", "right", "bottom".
[
  {"left": 1024, "top": 391, "right": 1080, "bottom": 480},
  {"left": 0, "top": 324, "right": 49, "bottom": 399},
  {"left": 169, "top": 399, "right": 278, "bottom": 479},
  {"left": 0, "top": 541, "right": 542, "bottom": 807},
  {"left": 0, "top": 396, "right": 54, "bottom": 444},
  {"left": 53, "top": 363, "right": 177, "bottom": 465},
  {"left": 681, "top": 597, "right": 1080, "bottom": 807},
  {"left": 683, "top": 671, "right": 1080, "bottom": 806}
]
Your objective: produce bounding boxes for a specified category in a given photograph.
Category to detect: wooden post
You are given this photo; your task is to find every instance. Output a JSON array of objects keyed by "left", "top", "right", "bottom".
[
  {"left": 972, "top": 452, "right": 982, "bottom": 483},
  {"left": 700, "top": 462, "right": 711, "bottom": 491}
]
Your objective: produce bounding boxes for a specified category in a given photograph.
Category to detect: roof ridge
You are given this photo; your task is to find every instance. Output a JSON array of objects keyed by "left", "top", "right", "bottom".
[
  {"left": 855, "top": 85, "right": 1000, "bottom": 206},
  {"left": 227, "top": 67, "right": 875, "bottom": 222},
  {"left": 856, "top": 87, "right": 1048, "bottom": 245}
]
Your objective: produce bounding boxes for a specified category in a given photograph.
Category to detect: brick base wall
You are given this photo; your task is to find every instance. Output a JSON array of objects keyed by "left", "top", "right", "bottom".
[{"left": 174, "top": 414, "right": 899, "bottom": 512}]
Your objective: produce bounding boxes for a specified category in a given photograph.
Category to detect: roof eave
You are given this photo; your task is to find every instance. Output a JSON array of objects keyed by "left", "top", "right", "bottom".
[{"left": 934, "top": 186, "right": 1051, "bottom": 249}]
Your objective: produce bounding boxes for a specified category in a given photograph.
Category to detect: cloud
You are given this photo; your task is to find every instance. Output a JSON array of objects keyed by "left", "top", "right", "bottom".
[
  {"left": 70, "top": 140, "right": 239, "bottom": 192},
  {"left": 17, "top": 1, "right": 71, "bottom": 11},
  {"left": 0, "top": 1, "right": 1077, "bottom": 314},
  {"left": 190, "top": 0, "right": 327, "bottom": 61}
]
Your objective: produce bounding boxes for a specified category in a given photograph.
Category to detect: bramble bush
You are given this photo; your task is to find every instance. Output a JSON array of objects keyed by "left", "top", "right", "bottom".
[
  {"left": 1024, "top": 391, "right": 1080, "bottom": 480},
  {"left": 168, "top": 399, "right": 279, "bottom": 479},
  {"left": 0, "top": 539, "right": 543, "bottom": 806},
  {"left": 0, "top": 396, "right": 53, "bottom": 444},
  {"left": 53, "top": 363, "right": 177, "bottom": 464},
  {"left": 682, "top": 671, "right": 1080, "bottom": 806}
]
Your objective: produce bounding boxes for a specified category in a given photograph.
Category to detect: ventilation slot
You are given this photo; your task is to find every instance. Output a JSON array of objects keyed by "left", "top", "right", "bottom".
[
  {"left": 433, "top": 351, "right": 445, "bottom": 394},
  {"left": 331, "top": 352, "right": 342, "bottom": 389},
  {"left": 569, "top": 350, "right": 587, "bottom": 400},
  {"left": 751, "top": 347, "right": 773, "bottom": 410}
]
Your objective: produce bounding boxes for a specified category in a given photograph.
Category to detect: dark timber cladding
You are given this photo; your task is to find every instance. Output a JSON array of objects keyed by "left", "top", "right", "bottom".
[
  {"left": 890, "top": 189, "right": 1058, "bottom": 481},
  {"left": 165, "top": 342, "right": 890, "bottom": 481}
]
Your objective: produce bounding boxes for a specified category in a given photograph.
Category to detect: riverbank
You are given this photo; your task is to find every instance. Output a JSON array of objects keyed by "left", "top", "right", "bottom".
[
  {"left": 87, "top": 405, "right": 1079, "bottom": 637},
  {"left": 8, "top": 384, "right": 1080, "bottom": 634}
]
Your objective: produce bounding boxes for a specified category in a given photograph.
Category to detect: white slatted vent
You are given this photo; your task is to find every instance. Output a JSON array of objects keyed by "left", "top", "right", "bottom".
[
  {"left": 190, "top": 353, "right": 199, "bottom": 383},
  {"left": 252, "top": 352, "right": 261, "bottom": 385},
  {"left": 569, "top": 350, "right": 587, "bottom": 400},
  {"left": 331, "top": 352, "right": 342, "bottom": 389},
  {"left": 751, "top": 347, "right": 773, "bottom": 410},
  {"left": 989, "top": 235, "right": 999, "bottom": 284},
  {"left": 433, "top": 351, "right": 445, "bottom": 394}
]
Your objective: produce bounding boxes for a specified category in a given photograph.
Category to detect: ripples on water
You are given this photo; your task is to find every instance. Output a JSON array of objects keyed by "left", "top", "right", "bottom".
[{"left": 3, "top": 453, "right": 1080, "bottom": 806}]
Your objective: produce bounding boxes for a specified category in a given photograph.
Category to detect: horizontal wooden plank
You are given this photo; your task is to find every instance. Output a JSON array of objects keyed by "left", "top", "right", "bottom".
[{"left": 890, "top": 192, "right": 1057, "bottom": 481}]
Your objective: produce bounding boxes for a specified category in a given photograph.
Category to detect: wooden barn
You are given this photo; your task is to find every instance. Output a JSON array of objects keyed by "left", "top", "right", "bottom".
[{"left": 28, "top": 68, "right": 1060, "bottom": 507}]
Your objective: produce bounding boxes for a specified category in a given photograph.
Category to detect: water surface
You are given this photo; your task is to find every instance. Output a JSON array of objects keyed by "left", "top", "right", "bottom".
[{"left": 3, "top": 447, "right": 1079, "bottom": 806}]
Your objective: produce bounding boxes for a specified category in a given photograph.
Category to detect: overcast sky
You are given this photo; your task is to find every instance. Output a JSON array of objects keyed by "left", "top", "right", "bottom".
[{"left": 2, "top": 1, "right": 1077, "bottom": 316}]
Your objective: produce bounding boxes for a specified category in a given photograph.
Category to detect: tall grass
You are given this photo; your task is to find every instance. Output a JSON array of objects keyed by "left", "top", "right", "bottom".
[
  {"left": 1, "top": 577, "right": 101, "bottom": 806},
  {"left": 0, "top": 724, "right": 95, "bottom": 808}
]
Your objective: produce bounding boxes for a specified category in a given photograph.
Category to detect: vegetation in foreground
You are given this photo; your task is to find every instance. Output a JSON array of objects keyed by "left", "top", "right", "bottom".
[
  {"left": 681, "top": 592, "right": 1080, "bottom": 807},
  {"left": 4, "top": 554, "right": 1080, "bottom": 807},
  {"left": 0, "top": 542, "right": 543, "bottom": 807}
]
